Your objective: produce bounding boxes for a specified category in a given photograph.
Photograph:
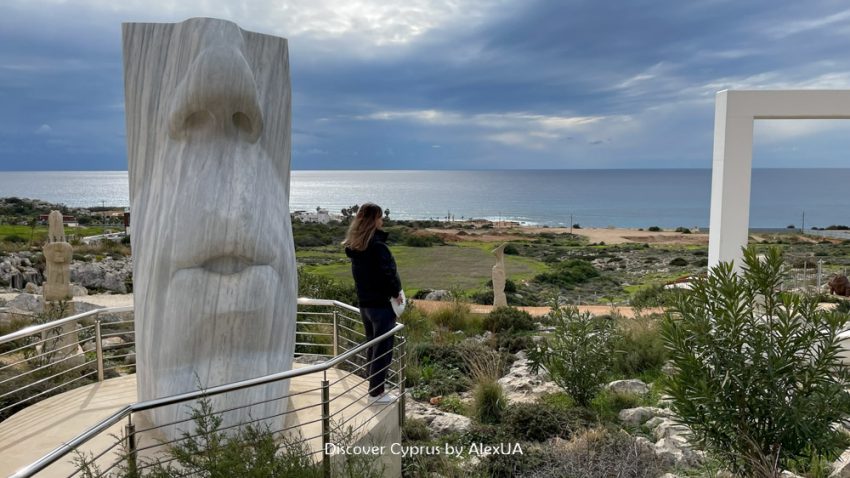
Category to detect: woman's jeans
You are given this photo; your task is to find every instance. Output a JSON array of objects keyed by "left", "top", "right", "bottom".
[{"left": 360, "top": 306, "right": 396, "bottom": 397}]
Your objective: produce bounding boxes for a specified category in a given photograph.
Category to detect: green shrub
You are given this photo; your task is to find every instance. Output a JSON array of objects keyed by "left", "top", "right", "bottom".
[
  {"left": 668, "top": 257, "right": 688, "bottom": 267},
  {"left": 398, "top": 303, "right": 432, "bottom": 343},
  {"left": 529, "top": 306, "right": 616, "bottom": 406},
  {"left": 297, "top": 268, "right": 358, "bottom": 305},
  {"left": 648, "top": 226, "right": 662, "bottom": 232},
  {"left": 503, "top": 244, "right": 519, "bottom": 255},
  {"left": 675, "top": 226, "right": 691, "bottom": 234},
  {"left": 483, "top": 306, "right": 535, "bottom": 333},
  {"left": 591, "top": 390, "right": 644, "bottom": 423},
  {"left": 532, "top": 426, "right": 666, "bottom": 478},
  {"left": 76, "top": 396, "right": 324, "bottom": 478},
  {"left": 534, "top": 259, "right": 599, "bottom": 288},
  {"left": 429, "top": 301, "right": 474, "bottom": 332},
  {"left": 472, "top": 380, "right": 507, "bottom": 424},
  {"left": 403, "top": 234, "right": 442, "bottom": 247},
  {"left": 3, "top": 234, "right": 25, "bottom": 243},
  {"left": 612, "top": 315, "right": 668, "bottom": 378},
  {"left": 402, "top": 417, "right": 430, "bottom": 441},
  {"left": 662, "top": 247, "right": 850, "bottom": 476},
  {"left": 629, "top": 284, "right": 682, "bottom": 309},
  {"left": 502, "top": 401, "right": 594, "bottom": 442},
  {"left": 475, "top": 444, "right": 544, "bottom": 478},
  {"left": 489, "top": 333, "right": 534, "bottom": 353},
  {"left": 437, "top": 394, "right": 468, "bottom": 415}
]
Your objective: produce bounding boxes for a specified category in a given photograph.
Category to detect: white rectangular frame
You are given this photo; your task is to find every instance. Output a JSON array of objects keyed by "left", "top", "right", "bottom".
[{"left": 709, "top": 90, "right": 850, "bottom": 270}]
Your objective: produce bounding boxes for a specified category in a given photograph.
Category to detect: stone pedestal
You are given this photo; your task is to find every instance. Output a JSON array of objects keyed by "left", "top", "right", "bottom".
[{"left": 123, "top": 18, "right": 297, "bottom": 439}]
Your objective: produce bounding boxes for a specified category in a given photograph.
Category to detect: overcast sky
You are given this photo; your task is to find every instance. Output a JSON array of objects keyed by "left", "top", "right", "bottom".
[{"left": 2, "top": 0, "right": 850, "bottom": 171}]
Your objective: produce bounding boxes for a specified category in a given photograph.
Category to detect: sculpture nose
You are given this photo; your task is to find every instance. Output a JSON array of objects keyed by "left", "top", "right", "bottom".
[{"left": 168, "top": 45, "right": 263, "bottom": 142}]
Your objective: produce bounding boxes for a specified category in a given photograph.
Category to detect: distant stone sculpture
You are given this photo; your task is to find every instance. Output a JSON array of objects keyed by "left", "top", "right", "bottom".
[
  {"left": 123, "top": 18, "right": 297, "bottom": 438},
  {"left": 492, "top": 243, "right": 507, "bottom": 307},
  {"left": 40, "top": 210, "right": 78, "bottom": 360},
  {"left": 829, "top": 275, "right": 850, "bottom": 297},
  {"left": 43, "top": 211, "right": 72, "bottom": 301}
]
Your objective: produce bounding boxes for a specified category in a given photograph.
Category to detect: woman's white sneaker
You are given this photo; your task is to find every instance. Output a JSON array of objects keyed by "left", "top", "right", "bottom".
[{"left": 368, "top": 392, "right": 397, "bottom": 405}]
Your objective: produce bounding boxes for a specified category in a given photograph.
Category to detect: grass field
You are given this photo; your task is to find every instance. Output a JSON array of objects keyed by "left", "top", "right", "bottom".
[
  {"left": 0, "top": 225, "right": 112, "bottom": 243},
  {"left": 300, "top": 242, "right": 548, "bottom": 293}
]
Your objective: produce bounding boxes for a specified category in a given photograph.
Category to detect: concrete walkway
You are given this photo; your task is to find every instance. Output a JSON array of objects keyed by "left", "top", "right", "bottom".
[{"left": 1, "top": 367, "right": 399, "bottom": 477}]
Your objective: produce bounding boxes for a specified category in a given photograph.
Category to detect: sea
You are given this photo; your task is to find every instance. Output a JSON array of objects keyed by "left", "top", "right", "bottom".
[{"left": 1, "top": 169, "right": 849, "bottom": 229}]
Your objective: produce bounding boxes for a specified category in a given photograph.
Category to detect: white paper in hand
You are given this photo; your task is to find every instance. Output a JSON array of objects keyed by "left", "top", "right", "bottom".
[{"left": 390, "top": 290, "right": 406, "bottom": 318}]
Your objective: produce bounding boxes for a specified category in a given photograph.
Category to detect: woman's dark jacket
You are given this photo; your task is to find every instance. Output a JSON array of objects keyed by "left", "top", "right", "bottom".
[{"left": 345, "top": 230, "right": 403, "bottom": 308}]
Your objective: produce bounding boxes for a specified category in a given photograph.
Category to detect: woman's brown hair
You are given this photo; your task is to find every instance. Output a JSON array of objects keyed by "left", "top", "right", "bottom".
[{"left": 343, "top": 203, "right": 383, "bottom": 251}]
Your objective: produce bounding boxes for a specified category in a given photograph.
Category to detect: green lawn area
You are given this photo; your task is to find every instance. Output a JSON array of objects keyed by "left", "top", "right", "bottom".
[
  {"left": 300, "top": 243, "right": 548, "bottom": 292},
  {"left": 0, "top": 225, "right": 112, "bottom": 243}
]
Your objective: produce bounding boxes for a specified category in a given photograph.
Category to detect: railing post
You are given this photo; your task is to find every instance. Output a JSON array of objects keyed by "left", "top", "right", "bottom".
[
  {"left": 125, "top": 414, "right": 137, "bottom": 475},
  {"left": 332, "top": 309, "right": 339, "bottom": 357},
  {"left": 398, "top": 337, "right": 405, "bottom": 429},
  {"left": 321, "top": 373, "right": 331, "bottom": 478},
  {"left": 95, "top": 313, "right": 104, "bottom": 382}
]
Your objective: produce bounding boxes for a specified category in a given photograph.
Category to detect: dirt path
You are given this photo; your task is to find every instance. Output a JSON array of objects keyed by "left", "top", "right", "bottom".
[{"left": 412, "top": 299, "right": 661, "bottom": 318}]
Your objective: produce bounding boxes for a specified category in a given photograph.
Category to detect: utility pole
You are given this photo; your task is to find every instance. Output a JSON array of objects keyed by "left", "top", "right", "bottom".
[
  {"left": 801, "top": 211, "right": 805, "bottom": 234},
  {"left": 570, "top": 214, "right": 573, "bottom": 235}
]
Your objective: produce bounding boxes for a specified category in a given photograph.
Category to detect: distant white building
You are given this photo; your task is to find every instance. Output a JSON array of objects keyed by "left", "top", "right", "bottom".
[{"left": 292, "top": 207, "right": 338, "bottom": 224}]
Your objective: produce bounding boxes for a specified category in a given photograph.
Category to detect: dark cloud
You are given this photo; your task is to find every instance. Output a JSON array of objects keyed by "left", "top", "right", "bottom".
[{"left": 2, "top": 0, "right": 850, "bottom": 171}]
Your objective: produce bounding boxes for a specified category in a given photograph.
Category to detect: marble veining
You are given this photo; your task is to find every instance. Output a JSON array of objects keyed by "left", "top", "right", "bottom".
[{"left": 123, "top": 18, "right": 296, "bottom": 439}]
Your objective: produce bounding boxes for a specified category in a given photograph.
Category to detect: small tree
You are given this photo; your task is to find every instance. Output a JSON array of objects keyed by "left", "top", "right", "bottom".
[
  {"left": 662, "top": 247, "right": 850, "bottom": 476},
  {"left": 529, "top": 305, "right": 615, "bottom": 406}
]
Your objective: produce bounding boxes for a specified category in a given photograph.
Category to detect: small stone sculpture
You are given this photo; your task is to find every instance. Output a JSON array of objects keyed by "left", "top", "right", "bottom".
[
  {"left": 492, "top": 243, "right": 508, "bottom": 307},
  {"left": 40, "top": 210, "right": 78, "bottom": 360},
  {"left": 829, "top": 274, "right": 850, "bottom": 297},
  {"left": 124, "top": 18, "right": 297, "bottom": 439},
  {"left": 42, "top": 211, "right": 72, "bottom": 301}
]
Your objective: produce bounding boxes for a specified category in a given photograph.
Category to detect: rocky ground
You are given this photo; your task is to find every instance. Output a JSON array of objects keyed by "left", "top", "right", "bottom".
[{"left": 0, "top": 251, "right": 131, "bottom": 294}]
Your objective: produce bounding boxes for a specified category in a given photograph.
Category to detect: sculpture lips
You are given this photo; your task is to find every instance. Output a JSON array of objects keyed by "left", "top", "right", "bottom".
[{"left": 201, "top": 255, "right": 256, "bottom": 275}]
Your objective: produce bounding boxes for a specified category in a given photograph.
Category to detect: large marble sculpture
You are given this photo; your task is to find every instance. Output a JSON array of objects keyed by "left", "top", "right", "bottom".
[
  {"left": 123, "top": 18, "right": 297, "bottom": 437},
  {"left": 491, "top": 243, "right": 508, "bottom": 307}
]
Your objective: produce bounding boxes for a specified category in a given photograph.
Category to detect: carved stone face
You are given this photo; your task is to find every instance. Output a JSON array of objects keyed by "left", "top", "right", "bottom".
[{"left": 123, "top": 18, "right": 296, "bottom": 436}]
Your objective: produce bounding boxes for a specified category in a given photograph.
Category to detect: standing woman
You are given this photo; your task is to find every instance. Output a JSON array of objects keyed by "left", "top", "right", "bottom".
[{"left": 344, "top": 203, "right": 403, "bottom": 404}]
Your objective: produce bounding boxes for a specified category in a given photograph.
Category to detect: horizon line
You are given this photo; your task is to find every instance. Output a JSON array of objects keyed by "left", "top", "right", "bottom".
[{"left": 5, "top": 166, "right": 850, "bottom": 173}]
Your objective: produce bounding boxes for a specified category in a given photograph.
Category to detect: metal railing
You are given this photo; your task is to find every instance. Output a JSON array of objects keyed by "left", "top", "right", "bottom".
[
  {"left": 0, "top": 305, "right": 135, "bottom": 419},
  {"left": 2, "top": 299, "right": 406, "bottom": 478}
]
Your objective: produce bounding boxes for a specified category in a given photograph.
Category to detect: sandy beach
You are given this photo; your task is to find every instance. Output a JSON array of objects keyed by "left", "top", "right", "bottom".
[{"left": 424, "top": 225, "right": 709, "bottom": 245}]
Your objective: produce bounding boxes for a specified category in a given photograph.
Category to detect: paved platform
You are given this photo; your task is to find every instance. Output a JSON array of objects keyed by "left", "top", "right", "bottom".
[{"left": 0, "top": 366, "right": 400, "bottom": 477}]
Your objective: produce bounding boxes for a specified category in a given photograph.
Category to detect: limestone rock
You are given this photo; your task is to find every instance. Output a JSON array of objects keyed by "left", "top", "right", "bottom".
[
  {"left": 831, "top": 447, "right": 850, "bottom": 477},
  {"left": 125, "top": 349, "right": 136, "bottom": 365},
  {"left": 70, "top": 259, "right": 132, "bottom": 294},
  {"left": 7, "top": 293, "right": 44, "bottom": 313},
  {"left": 72, "top": 285, "right": 88, "bottom": 297},
  {"left": 424, "top": 290, "right": 452, "bottom": 301},
  {"left": 406, "top": 399, "right": 470, "bottom": 436},
  {"left": 652, "top": 418, "right": 691, "bottom": 441},
  {"left": 618, "top": 406, "right": 672, "bottom": 427},
  {"left": 497, "top": 351, "right": 561, "bottom": 403},
  {"left": 102, "top": 336, "right": 125, "bottom": 350},
  {"left": 24, "top": 282, "right": 38, "bottom": 294},
  {"left": 606, "top": 378, "right": 650, "bottom": 395}
]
